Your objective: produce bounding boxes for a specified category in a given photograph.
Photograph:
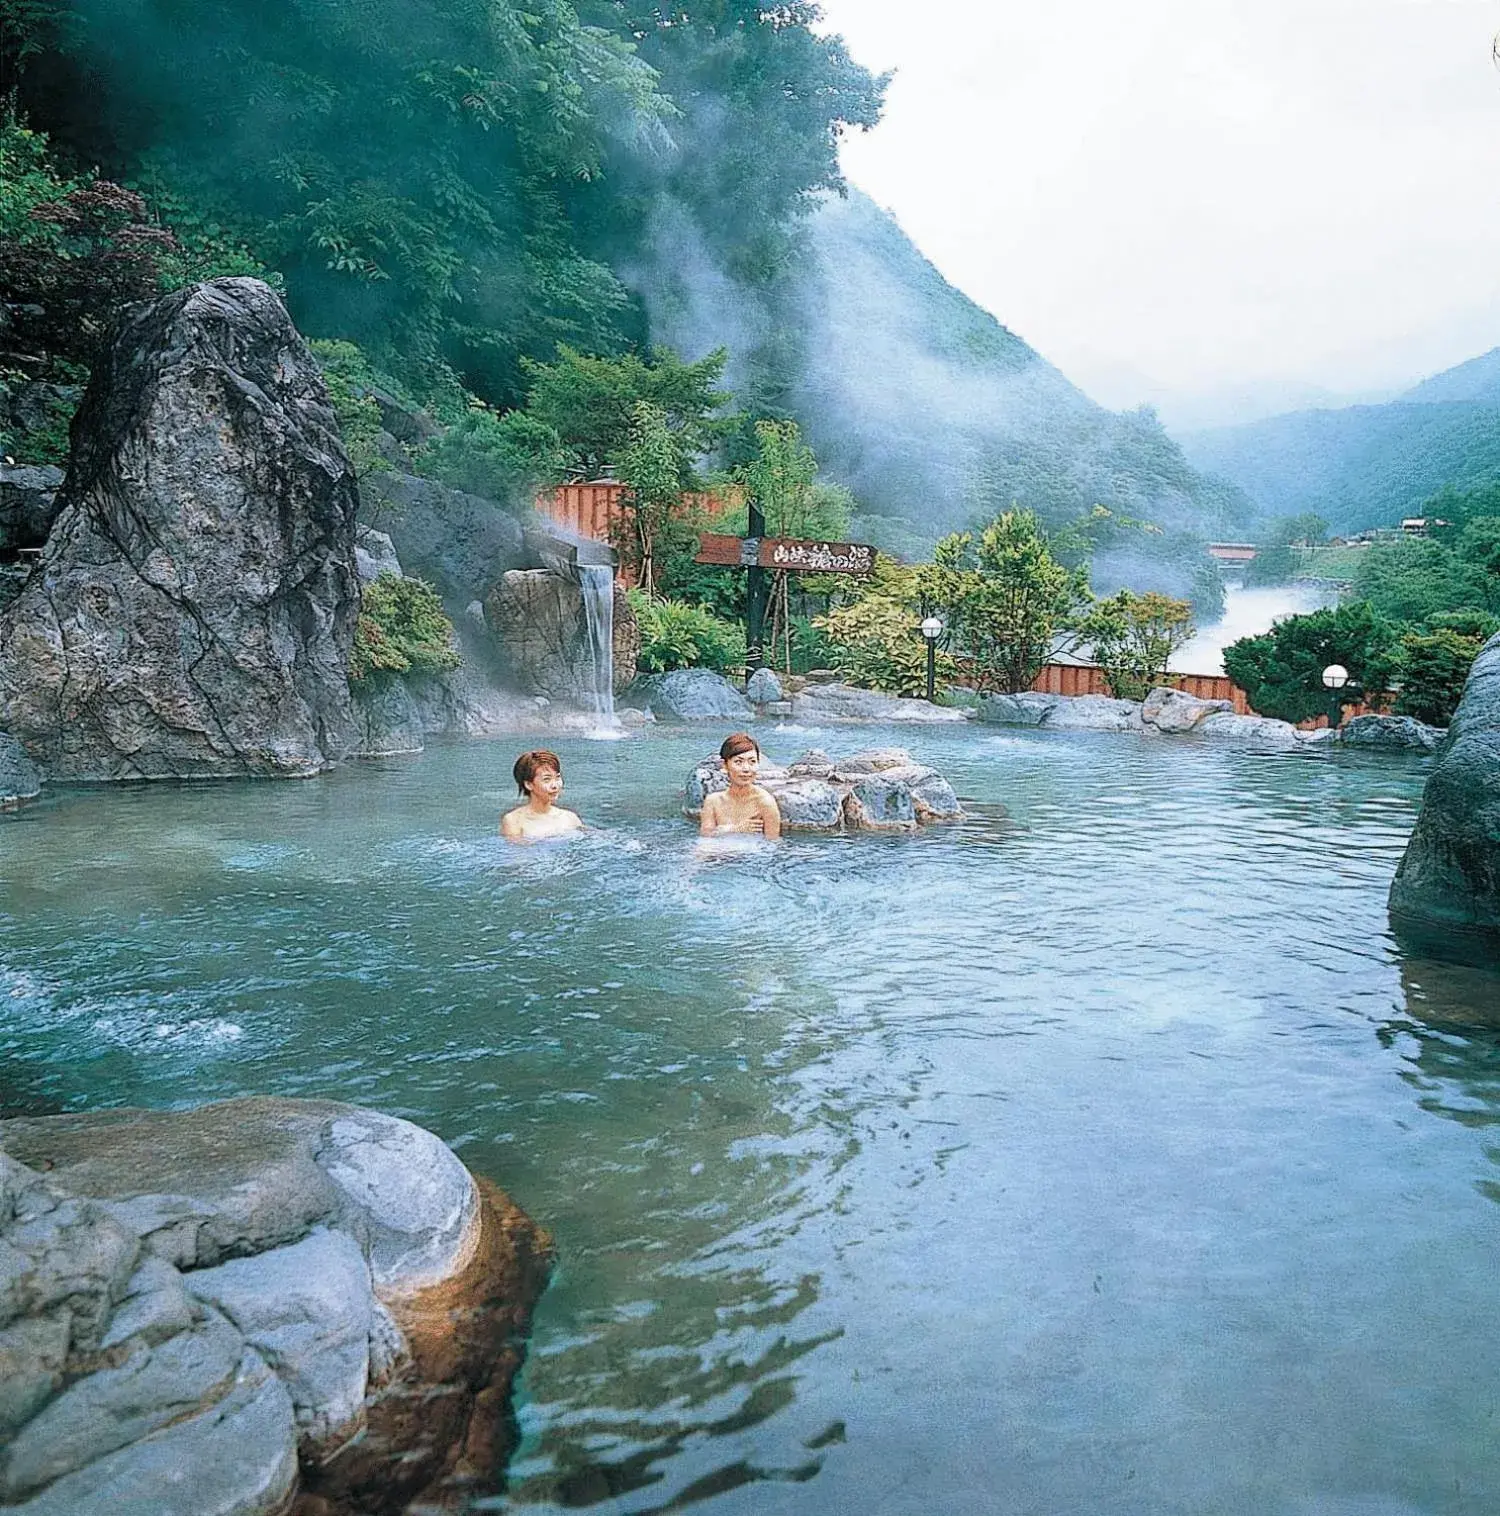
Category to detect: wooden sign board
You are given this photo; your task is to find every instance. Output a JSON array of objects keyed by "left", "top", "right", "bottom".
[{"left": 695, "top": 533, "right": 876, "bottom": 575}]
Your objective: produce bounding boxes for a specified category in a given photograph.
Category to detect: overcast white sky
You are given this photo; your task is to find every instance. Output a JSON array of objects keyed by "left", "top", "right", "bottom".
[{"left": 818, "top": 0, "right": 1500, "bottom": 428}]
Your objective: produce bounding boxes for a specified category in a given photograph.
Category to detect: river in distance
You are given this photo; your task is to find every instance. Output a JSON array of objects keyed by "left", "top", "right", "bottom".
[{"left": 2, "top": 722, "right": 1498, "bottom": 1516}]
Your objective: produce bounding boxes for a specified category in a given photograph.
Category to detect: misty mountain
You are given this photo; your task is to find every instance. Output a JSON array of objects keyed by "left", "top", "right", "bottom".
[
  {"left": 635, "top": 189, "right": 1254, "bottom": 559},
  {"left": 1402, "top": 346, "right": 1500, "bottom": 406},
  {"left": 1178, "top": 348, "right": 1500, "bottom": 531}
]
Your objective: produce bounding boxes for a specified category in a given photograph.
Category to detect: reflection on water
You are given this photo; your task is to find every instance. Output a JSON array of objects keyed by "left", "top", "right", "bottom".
[{"left": 3, "top": 726, "right": 1500, "bottom": 1515}]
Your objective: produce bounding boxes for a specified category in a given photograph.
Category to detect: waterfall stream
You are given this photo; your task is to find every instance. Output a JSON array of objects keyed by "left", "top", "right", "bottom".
[{"left": 578, "top": 564, "right": 618, "bottom": 730}]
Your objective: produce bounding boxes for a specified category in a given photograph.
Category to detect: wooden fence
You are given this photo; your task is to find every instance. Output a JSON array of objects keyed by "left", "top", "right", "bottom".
[
  {"left": 1028, "top": 662, "right": 1388, "bottom": 726},
  {"left": 536, "top": 480, "right": 733, "bottom": 586}
]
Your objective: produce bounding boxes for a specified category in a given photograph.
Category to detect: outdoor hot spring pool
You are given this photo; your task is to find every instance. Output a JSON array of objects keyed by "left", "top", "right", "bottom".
[{"left": 3, "top": 724, "right": 1499, "bottom": 1516}]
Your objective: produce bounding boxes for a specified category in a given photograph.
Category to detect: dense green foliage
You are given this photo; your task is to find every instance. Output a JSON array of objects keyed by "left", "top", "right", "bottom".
[
  {"left": 1079, "top": 590, "right": 1196, "bottom": 702},
  {"left": 351, "top": 573, "right": 460, "bottom": 681},
  {"left": 914, "top": 511, "right": 1091, "bottom": 694},
  {"left": 1390, "top": 626, "right": 1491, "bottom": 726},
  {"left": 1222, "top": 603, "right": 1394, "bottom": 725},
  {"left": 0, "top": 119, "right": 268, "bottom": 376},
  {"left": 813, "top": 559, "right": 956, "bottom": 696},
  {"left": 2, "top": 0, "right": 883, "bottom": 412},
  {"left": 628, "top": 589, "right": 744, "bottom": 674},
  {"left": 1226, "top": 512, "right": 1500, "bottom": 726}
]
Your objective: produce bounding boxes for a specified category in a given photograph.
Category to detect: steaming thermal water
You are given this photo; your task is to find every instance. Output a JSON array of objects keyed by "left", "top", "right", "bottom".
[
  {"left": 1172, "top": 581, "right": 1339, "bottom": 676},
  {"left": 578, "top": 565, "right": 620, "bottom": 738},
  {"left": 3, "top": 728, "right": 1500, "bottom": 1516}
]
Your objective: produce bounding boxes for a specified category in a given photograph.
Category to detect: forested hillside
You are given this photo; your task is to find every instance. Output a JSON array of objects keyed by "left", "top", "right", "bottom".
[
  {"left": 1179, "top": 350, "right": 1500, "bottom": 531},
  {"left": 2, "top": 0, "right": 1246, "bottom": 572}
]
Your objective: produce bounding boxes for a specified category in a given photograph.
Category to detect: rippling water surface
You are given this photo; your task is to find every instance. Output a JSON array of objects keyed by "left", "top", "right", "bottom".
[{"left": 3, "top": 724, "right": 1499, "bottom": 1516}]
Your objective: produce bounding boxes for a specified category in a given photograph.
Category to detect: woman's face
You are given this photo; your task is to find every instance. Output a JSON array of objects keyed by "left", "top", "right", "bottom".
[
  {"left": 725, "top": 748, "right": 759, "bottom": 785},
  {"left": 527, "top": 766, "right": 564, "bottom": 804}
]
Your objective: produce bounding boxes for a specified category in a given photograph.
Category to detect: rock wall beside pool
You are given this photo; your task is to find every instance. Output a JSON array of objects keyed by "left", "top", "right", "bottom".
[
  {"left": 1390, "top": 630, "right": 1500, "bottom": 932},
  {"left": 685, "top": 746, "right": 962, "bottom": 832},
  {"left": 0, "top": 1097, "right": 553, "bottom": 1515}
]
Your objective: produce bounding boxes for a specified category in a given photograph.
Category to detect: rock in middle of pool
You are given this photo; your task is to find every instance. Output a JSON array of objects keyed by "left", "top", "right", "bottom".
[{"left": 683, "top": 747, "right": 962, "bottom": 833}]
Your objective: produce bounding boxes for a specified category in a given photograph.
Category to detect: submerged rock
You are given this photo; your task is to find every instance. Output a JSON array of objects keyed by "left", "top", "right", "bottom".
[
  {"left": 0, "top": 1097, "right": 553, "bottom": 1516},
  {"left": 1197, "top": 712, "right": 1308, "bottom": 749},
  {"left": 632, "top": 667, "right": 751, "bottom": 722},
  {"left": 0, "top": 278, "right": 360, "bottom": 780},
  {"left": 975, "top": 691, "right": 1140, "bottom": 731},
  {"left": 975, "top": 692, "right": 1053, "bottom": 727},
  {"left": 1389, "top": 631, "right": 1500, "bottom": 931},
  {"left": 683, "top": 745, "right": 961, "bottom": 833}
]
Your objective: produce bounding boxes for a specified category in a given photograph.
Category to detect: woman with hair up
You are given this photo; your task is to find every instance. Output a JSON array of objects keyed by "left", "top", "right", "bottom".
[
  {"left": 700, "top": 732, "right": 781, "bottom": 839},
  {"left": 501, "top": 749, "right": 584, "bottom": 842}
]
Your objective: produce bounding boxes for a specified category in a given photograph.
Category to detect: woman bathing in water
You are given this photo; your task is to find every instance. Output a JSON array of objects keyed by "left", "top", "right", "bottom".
[
  {"left": 501, "top": 749, "right": 584, "bottom": 842},
  {"left": 700, "top": 732, "right": 782, "bottom": 839}
]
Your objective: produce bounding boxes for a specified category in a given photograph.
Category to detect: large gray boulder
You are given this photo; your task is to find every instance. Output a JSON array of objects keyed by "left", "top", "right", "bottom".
[
  {"left": 0, "top": 279, "right": 360, "bottom": 780},
  {"left": 0, "top": 1098, "right": 553, "bottom": 1515},
  {"left": 975, "top": 692, "right": 1053, "bottom": 726},
  {"left": 634, "top": 667, "right": 751, "bottom": 722},
  {"left": 1340, "top": 714, "right": 1443, "bottom": 753},
  {"left": 1141, "top": 685, "right": 1233, "bottom": 733},
  {"left": 485, "top": 567, "right": 638, "bottom": 701},
  {"left": 351, "top": 676, "right": 426, "bottom": 758},
  {"left": 975, "top": 691, "right": 1141, "bottom": 731},
  {"left": 745, "top": 667, "right": 784, "bottom": 705},
  {"left": 0, "top": 463, "right": 64, "bottom": 553},
  {"left": 1389, "top": 631, "right": 1500, "bottom": 930},
  {"left": 361, "top": 469, "right": 526, "bottom": 605},
  {"left": 791, "top": 681, "right": 968, "bottom": 723},
  {"left": 353, "top": 525, "right": 403, "bottom": 586}
]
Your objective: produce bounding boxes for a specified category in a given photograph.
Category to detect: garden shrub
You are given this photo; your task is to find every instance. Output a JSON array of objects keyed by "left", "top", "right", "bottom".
[
  {"left": 1392, "top": 627, "right": 1485, "bottom": 726},
  {"left": 629, "top": 590, "right": 746, "bottom": 675},
  {"left": 351, "top": 574, "right": 460, "bottom": 682}
]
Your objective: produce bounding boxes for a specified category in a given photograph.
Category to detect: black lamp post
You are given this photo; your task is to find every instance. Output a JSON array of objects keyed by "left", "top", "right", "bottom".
[
  {"left": 1321, "top": 662, "right": 1350, "bottom": 730},
  {"left": 920, "top": 614, "right": 945, "bottom": 702}
]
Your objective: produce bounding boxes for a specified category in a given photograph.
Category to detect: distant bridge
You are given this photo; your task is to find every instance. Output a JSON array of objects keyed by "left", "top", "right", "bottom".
[{"left": 1207, "top": 542, "right": 1257, "bottom": 563}]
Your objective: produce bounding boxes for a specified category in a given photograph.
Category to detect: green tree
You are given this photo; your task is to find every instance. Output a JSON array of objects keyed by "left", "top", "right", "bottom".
[
  {"left": 813, "top": 559, "right": 955, "bottom": 696},
  {"left": 1350, "top": 535, "right": 1493, "bottom": 624},
  {"left": 1080, "top": 590, "right": 1196, "bottom": 701},
  {"left": 1391, "top": 627, "right": 1485, "bottom": 727},
  {"left": 917, "top": 510, "right": 1091, "bottom": 694},
  {"left": 522, "top": 345, "right": 732, "bottom": 477},
  {"left": 616, "top": 400, "right": 687, "bottom": 595},
  {"left": 1223, "top": 602, "right": 1395, "bottom": 724},
  {"left": 416, "top": 406, "right": 565, "bottom": 506}
]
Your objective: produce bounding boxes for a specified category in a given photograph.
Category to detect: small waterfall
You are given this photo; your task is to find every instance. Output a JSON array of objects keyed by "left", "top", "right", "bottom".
[{"left": 578, "top": 565, "right": 618, "bottom": 728}]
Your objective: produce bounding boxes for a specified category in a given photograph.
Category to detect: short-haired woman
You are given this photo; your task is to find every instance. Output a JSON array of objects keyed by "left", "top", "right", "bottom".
[
  {"left": 699, "top": 732, "right": 781, "bottom": 839},
  {"left": 501, "top": 750, "right": 584, "bottom": 842}
]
